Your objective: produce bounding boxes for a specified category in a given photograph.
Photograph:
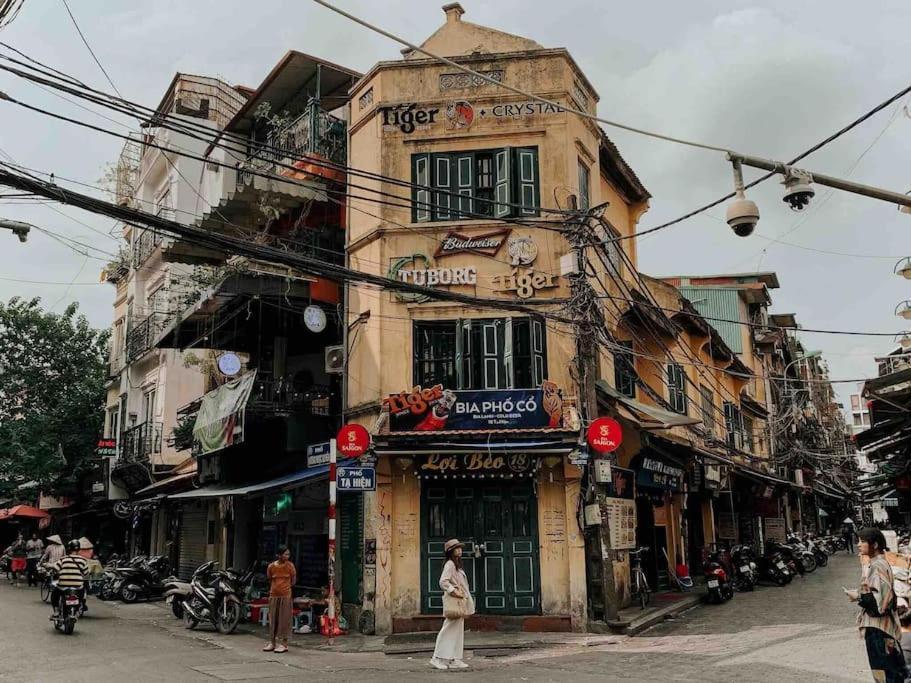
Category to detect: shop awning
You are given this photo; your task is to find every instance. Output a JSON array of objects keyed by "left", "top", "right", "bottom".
[
  {"left": 193, "top": 371, "right": 257, "bottom": 456},
  {"left": 0, "top": 505, "right": 50, "bottom": 520},
  {"left": 596, "top": 380, "right": 701, "bottom": 429},
  {"left": 167, "top": 466, "right": 329, "bottom": 500},
  {"left": 134, "top": 471, "right": 198, "bottom": 498}
]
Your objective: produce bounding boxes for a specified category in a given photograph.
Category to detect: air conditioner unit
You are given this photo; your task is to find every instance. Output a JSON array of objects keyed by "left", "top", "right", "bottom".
[{"left": 325, "top": 345, "right": 345, "bottom": 374}]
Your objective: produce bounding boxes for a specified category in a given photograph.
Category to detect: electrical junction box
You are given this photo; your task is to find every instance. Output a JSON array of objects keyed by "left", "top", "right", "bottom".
[
  {"left": 584, "top": 504, "right": 602, "bottom": 526},
  {"left": 593, "top": 459, "right": 612, "bottom": 484}
]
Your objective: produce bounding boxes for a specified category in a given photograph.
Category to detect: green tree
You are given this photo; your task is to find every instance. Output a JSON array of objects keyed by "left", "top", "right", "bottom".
[{"left": 0, "top": 297, "right": 109, "bottom": 495}]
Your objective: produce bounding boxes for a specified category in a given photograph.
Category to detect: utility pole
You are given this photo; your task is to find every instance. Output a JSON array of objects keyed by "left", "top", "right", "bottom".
[{"left": 567, "top": 201, "right": 619, "bottom": 623}]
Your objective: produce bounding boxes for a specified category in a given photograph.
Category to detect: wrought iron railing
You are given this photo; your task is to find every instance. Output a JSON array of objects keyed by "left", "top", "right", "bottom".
[
  {"left": 249, "top": 377, "right": 332, "bottom": 415},
  {"left": 878, "top": 354, "right": 911, "bottom": 377},
  {"left": 126, "top": 312, "right": 168, "bottom": 362},
  {"left": 120, "top": 422, "right": 162, "bottom": 463},
  {"left": 240, "top": 101, "right": 347, "bottom": 183},
  {"left": 132, "top": 228, "right": 164, "bottom": 268}
]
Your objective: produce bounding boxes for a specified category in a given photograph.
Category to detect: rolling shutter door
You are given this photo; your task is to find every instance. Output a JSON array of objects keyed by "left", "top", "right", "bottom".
[{"left": 178, "top": 507, "right": 208, "bottom": 580}]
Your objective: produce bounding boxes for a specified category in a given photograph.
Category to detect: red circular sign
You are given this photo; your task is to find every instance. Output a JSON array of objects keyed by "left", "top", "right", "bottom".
[
  {"left": 587, "top": 417, "right": 623, "bottom": 454},
  {"left": 337, "top": 424, "right": 370, "bottom": 458}
]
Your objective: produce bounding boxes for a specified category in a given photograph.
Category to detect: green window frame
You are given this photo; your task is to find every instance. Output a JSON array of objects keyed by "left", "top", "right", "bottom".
[
  {"left": 667, "top": 363, "right": 688, "bottom": 415},
  {"left": 411, "top": 147, "right": 540, "bottom": 222},
  {"left": 414, "top": 317, "right": 547, "bottom": 389}
]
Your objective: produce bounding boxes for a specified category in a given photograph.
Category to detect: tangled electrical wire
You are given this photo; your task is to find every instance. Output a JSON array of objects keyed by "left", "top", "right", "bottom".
[{"left": 0, "top": 0, "right": 24, "bottom": 30}]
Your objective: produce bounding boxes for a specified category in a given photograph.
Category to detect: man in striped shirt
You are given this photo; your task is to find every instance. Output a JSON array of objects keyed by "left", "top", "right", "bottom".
[{"left": 51, "top": 540, "right": 88, "bottom": 616}]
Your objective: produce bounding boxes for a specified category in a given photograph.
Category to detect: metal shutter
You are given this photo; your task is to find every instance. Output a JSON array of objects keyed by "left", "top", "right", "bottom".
[{"left": 178, "top": 507, "right": 208, "bottom": 580}]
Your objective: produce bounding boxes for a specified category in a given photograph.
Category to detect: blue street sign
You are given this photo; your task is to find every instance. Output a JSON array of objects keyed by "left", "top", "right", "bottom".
[
  {"left": 337, "top": 467, "right": 376, "bottom": 492},
  {"left": 306, "top": 441, "right": 331, "bottom": 468}
]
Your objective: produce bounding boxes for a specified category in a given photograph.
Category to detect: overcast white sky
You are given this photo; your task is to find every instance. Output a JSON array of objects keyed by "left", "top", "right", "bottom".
[{"left": 0, "top": 0, "right": 909, "bottom": 408}]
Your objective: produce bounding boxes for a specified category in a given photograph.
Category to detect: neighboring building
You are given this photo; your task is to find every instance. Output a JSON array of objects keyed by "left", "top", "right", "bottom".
[
  {"left": 97, "top": 74, "right": 247, "bottom": 552},
  {"left": 848, "top": 383, "right": 871, "bottom": 435},
  {"left": 146, "top": 53, "right": 359, "bottom": 580}
]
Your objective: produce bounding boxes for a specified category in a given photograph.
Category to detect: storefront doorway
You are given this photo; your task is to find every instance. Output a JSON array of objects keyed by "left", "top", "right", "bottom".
[{"left": 420, "top": 479, "right": 540, "bottom": 615}]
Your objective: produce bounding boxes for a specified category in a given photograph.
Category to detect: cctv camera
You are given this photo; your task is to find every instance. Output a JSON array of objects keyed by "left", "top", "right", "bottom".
[
  {"left": 782, "top": 170, "right": 815, "bottom": 212},
  {"left": 726, "top": 197, "right": 760, "bottom": 237}
]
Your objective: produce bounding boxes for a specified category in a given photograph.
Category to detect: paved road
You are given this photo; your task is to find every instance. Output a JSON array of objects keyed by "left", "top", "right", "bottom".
[{"left": 0, "top": 553, "right": 872, "bottom": 682}]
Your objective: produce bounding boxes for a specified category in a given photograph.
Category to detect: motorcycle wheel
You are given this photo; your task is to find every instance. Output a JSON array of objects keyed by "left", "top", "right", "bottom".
[
  {"left": 817, "top": 553, "right": 828, "bottom": 567},
  {"left": 171, "top": 600, "right": 184, "bottom": 620},
  {"left": 121, "top": 587, "right": 139, "bottom": 603},
  {"left": 40, "top": 582, "right": 51, "bottom": 604},
  {"left": 63, "top": 617, "right": 75, "bottom": 635},
  {"left": 775, "top": 575, "right": 787, "bottom": 586},
  {"left": 183, "top": 609, "right": 199, "bottom": 630},
  {"left": 216, "top": 601, "right": 242, "bottom": 634},
  {"left": 803, "top": 555, "right": 817, "bottom": 573}
]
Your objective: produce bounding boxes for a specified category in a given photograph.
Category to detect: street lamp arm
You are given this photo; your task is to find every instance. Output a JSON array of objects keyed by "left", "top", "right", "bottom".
[
  {"left": 0, "top": 218, "right": 31, "bottom": 242},
  {"left": 727, "top": 153, "right": 911, "bottom": 209}
]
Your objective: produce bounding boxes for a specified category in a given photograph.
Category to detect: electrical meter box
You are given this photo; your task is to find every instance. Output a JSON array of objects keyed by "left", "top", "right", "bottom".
[{"left": 593, "top": 459, "right": 612, "bottom": 484}]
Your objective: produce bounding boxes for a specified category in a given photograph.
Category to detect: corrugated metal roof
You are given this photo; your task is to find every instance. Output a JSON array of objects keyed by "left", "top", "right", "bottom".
[{"left": 677, "top": 286, "right": 743, "bottom": 353}]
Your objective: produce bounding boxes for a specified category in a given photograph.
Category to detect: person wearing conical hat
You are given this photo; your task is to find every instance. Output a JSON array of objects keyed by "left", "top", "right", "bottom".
[{"left": 40, "top": 535, "right": 65, "bottom": 565}]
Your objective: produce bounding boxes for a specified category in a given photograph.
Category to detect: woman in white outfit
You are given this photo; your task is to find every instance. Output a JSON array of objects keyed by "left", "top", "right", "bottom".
[{"left": 431, "top": 538, "right": 474, "bottom": 670}]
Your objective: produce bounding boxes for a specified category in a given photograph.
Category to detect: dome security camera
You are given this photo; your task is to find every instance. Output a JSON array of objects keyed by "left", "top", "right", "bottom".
[
  {"left": 782, "top": 169, "right": 815, "bottom": 212},
  {"left": 726, "top": 197, "right": 760, "bottom": 237}
]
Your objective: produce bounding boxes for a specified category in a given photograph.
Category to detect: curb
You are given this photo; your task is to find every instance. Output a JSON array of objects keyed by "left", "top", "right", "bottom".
[{"left": 623, "top": 594, "right": 703, "bottom": 636}]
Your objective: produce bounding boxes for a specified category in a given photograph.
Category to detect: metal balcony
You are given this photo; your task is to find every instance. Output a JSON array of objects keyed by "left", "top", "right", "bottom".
[
  {"left": 120, "top": 422, "right": 162, "bottom": 463},
  {"left": 132, "top": 228, "right": 164, "bottom": 268},
  {"left": 126, "top": 312, "right": 168, "bottom": 362},
  {"left": 240, "top": 101, "right": 347, "bottom": 182}
]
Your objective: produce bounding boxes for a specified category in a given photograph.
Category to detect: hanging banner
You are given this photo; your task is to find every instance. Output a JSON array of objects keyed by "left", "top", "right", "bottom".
[
  {"left": 193, "top": 371, "right": 256, "bottom": 456},
  {"left": 382, "top": 382, "right": 564, "bottom": 432}
]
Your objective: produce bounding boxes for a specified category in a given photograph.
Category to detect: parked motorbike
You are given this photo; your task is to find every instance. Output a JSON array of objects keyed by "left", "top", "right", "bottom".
[
  {"left": 120, "top": 555, "right": 171, "bottom": 603},
  {"left": 101, "top": 555, "right": 146, "bottom": 601},
  {"left": 164, "top": 574, "right": 194, "bottom": 620},
  {"left": 756, "top": 546, "right": 793, "bottom": 586},
  {"left": 729, "top": 544, "right": 757, "bottom": 592},
  {"left": 703, "top": 548, "right": 734, "bottom": 604},
  {"left": 799, "top": 534, "right": 829, "bottom": 568},
  {"left": 183, "top": 562, "right": 253, "bottom": 634},
  {"left": 50, "top": 580, "right": 83, "bottom": 635},
  {"left": 766, "top": 540, "right": 808, "bottom": 576}
]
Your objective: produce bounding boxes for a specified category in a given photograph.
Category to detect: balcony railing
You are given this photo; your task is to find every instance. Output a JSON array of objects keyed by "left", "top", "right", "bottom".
[
  {"left": 120, "top": 422, "right": 162, "bottom": 463},
  {"left": 132, "top": 228, "right": 164, "bottom": 268},
  {"left": 241, "top": 101, "right": 347, "bottom": 182},
  {"left": 126, "top": 312, "right": 168, "bottom": 362},
  {"left": 248, "top": 377, "right": 332, "bottom": 416},
  {"left": 877, "top": 354, "right": 911, "bottom": 377}
]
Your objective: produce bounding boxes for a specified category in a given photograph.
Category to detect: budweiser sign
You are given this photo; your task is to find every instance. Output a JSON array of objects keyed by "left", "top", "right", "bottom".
[{"left": 434, "top": 229, "right": 511, "bottom": 258}]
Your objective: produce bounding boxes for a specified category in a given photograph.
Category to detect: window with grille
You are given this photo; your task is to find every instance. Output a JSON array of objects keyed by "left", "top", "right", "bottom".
[
  {"left": 699, "top": 385, "right": 715, "bottom": 435},
  {"left": 414, "top": 317, "right": 547, "bottom": 389},
  {"left": 741, "top": 415, "right": 754, "bottom": 452},
  {"left": 578, "top": 159, "right": 590, "bottom": 211},
  {"left": 723, "top": 401, "right": 743, "bottom": 449},
  {"left": 667, "top": 363, "right": 687, "bottom": 414},
  {"left": 411, "top": 147, "right": 540, "bottom": 222},
  {"left": 614, "top": 340, "right": 636, "bottom": 398}
]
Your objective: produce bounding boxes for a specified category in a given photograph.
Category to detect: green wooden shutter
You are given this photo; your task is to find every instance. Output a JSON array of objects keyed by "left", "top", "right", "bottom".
[
  {"left": 433, "top": 153, "right": 452, "bottom": 220},
  {"left": 532, "top": 318, "right": 546, "bottom": 385},
  {"left": 412, "top": 153, "right": 431, "bottom": 222},
  {"left": 455, "top": 153, "right": 474, "bottom": 218},
  {"left": 504, "top": 318, "right": 515, "bottom": 389},
  {"left": 456, "top": 319, "right": 472, "bottom": 389},
  {"left": 481, "top": 320, "right": 499, "bottom": 389},
  {"left": 494, "top": 148, "right": 512, "bottom": 218},
  {"left": 515, "top": 147, "right": 540, "bottom": 216}
]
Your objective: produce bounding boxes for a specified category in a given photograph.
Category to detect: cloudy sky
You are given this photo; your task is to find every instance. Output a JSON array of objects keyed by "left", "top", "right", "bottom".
[{"left": 0, "top": 0, "right": 908, "bottom": 408}]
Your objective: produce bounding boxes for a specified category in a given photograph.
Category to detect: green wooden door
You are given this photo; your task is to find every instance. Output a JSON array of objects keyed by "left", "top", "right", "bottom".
[{"left": 421, "top": 480, "right": 540, "bottom": 615}]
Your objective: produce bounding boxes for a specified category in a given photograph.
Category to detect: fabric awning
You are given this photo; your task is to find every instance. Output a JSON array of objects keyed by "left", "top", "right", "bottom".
[
  {"left": 0, "top": 505, "right": 50, "bottom": 520},
  {"left": 855, "top": 417, "right": 909, "bottom": 450},
  {"left": 193, "top": 371, "right": 257, "bottom": 456},
  {"left": 167, "top": 466, "right": 329, "bottom": 500},
  {"left": 596, "top": 380, "right": 701, "bottom": 429},
  {"left": 134, "top": 471, "right": 197, "bottom": 498}
]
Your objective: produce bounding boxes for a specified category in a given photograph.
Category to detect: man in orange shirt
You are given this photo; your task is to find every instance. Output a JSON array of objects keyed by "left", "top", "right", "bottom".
[{"left": 263, "top": 546, "right": 296, "bottom": 653}]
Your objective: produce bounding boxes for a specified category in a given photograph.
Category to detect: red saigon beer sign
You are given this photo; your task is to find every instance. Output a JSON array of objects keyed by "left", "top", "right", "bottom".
[
  {"left": 337, "top": 424, "right": 370, "bottom": 459},
  {"left": 587, "top": 417, "right": 623, "bottom": 454}
]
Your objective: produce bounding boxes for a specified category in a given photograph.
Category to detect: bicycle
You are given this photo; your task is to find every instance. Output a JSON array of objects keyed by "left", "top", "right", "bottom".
[{"left": 628, "top": 546, "right": 650, "bottom": 609}]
